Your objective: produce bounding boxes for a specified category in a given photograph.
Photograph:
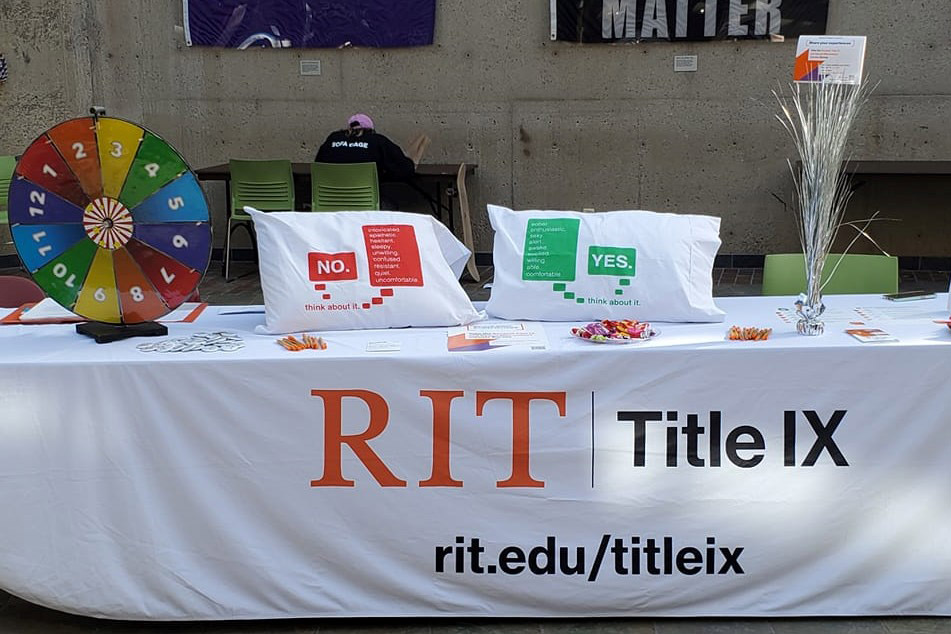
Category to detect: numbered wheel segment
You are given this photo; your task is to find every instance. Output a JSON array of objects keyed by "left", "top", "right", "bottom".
[{"left": 8, "top": 116, "right": 211, "bottom": 324}]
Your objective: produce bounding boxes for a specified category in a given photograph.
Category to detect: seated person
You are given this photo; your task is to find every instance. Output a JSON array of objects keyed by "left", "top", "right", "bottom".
[{"left": 315, "top": 114, "right": 418, "bottom": 183}]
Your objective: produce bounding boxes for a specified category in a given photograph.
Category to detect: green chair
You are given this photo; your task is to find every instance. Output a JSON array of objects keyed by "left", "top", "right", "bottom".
[
  {"left": 0, "top": 155, "right": 17, "bottom": 226},
  {"left": 224, "top": 159, "right": 295, "bottom": 281},
  {"left": 311, "top": 162, "right": 380, "bottom": 212},
  {"left": 762, "top": 253, "right": 899, "bottom": 296}
]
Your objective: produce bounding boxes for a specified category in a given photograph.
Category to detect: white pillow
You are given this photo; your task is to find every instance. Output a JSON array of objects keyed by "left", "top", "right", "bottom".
[
  {"left": 246, "top": 208, "right": 483, "bottom": 333},
  {"left": 485, "top": 205, "right": 724, "bottom": 322}
]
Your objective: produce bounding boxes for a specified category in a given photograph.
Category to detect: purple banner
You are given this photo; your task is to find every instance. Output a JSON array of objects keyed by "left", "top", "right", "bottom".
[{"left": 184, "top": 0, "right": 436, "bottom": 48}]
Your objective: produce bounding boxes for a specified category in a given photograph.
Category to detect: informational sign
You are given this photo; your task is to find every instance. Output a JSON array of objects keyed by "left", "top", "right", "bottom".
[
  {"left": 794, "top": 35, "right": 867, "bottom": 84},
  {"left": 551, "top": 0, "right": 829, "bottom": 42},
  {"left": 183, "top": 0, "right": 436, "bottom": 48}
]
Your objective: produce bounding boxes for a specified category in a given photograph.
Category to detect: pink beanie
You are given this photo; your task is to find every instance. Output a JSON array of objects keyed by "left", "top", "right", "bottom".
[{"left": 348, "top": 113, "right": 375, "bottom": 129}]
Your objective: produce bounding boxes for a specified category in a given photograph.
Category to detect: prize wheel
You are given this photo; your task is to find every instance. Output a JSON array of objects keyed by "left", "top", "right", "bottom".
[{"left": 7, "top": 116, "right": 211, "bottom": 324}]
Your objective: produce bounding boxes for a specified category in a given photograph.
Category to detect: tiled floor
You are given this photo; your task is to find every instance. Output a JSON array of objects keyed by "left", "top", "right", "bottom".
[{"left": 1, "top": 263, "right": 950, "bottom": 632}]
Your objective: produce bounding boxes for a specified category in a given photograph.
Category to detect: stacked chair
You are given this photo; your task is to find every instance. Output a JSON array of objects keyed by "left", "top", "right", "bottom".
[
  {"left": 762, "top": 253, "right": 899, "bottom": 295},
  {"left": 310, "top": 162, "right": 380, "bottom": 211},
  {"left": 224, "top": 159, "right": 295, "bottom": 281}
]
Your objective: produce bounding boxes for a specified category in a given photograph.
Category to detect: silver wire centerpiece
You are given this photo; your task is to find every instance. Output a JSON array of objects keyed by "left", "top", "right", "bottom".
[{"left": 775, "top": 79, "right": 873, "bottom": 335}]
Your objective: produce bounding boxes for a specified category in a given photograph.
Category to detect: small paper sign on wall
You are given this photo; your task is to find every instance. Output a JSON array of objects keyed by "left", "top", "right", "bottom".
[{"left": 794, "top": 36, "right": 867, "bottom": 84}]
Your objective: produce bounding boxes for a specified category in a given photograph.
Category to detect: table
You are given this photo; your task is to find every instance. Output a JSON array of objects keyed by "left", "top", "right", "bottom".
[
  {"left": 2, "top": 294, "right": 951, "bottom": 619},
  {"left": 195, "top": 162, "right": 480, "bottom": 282}
]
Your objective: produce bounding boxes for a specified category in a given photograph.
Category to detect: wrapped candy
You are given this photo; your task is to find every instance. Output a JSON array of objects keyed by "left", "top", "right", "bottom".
[{"left": 571, "top": 319, "right": 654, "bottom": 343}]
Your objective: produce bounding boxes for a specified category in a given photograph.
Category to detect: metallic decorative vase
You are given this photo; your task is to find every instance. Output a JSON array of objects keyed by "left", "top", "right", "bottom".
[{"left": 795, "top": 292, "right": 825, "bottom": 336}]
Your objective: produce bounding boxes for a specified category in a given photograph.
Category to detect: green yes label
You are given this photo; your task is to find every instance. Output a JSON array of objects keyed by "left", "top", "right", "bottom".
[{"left": 587, "top": 246, "right": 636, "bottom": 277}]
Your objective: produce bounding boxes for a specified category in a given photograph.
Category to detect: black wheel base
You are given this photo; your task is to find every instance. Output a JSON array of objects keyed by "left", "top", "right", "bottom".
[{"left": 76, "top": 321, "right": 168, "bottom": 344}]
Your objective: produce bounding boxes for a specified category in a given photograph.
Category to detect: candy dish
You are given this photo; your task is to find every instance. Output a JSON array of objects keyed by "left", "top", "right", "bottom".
[
  {"left": 570, "top": 319, "right": 658, "bottom": 344},
  {"left": 570, "top": 329, "right": 659, "bottom": 344}
]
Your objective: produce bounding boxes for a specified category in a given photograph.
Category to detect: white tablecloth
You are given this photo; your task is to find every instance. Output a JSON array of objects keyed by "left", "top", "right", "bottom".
[{"left": 1, "top": 295, "right": 950, "bottom": 619}]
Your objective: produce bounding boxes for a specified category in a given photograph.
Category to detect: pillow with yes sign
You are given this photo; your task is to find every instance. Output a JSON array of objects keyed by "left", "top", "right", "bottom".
[
  {"left": 486, "top": 204, "right": 724, "bottom": 323},
  {"left": 246, "top": 208, "right": 483, "bottom": 333}
]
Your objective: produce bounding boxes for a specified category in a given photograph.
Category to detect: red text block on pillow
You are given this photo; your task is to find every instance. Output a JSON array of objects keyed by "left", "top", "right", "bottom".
[{"left": 362, "top": 225, "right": 424, "bottom": 287}]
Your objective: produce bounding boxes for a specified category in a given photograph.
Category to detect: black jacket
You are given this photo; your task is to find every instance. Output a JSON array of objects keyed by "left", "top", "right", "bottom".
[{"left": 314, "top": 130, "right": 415, "bottom": 182}]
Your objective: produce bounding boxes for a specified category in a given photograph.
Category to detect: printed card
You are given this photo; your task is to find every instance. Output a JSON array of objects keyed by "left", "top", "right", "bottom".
[{"left": 845, "top": 328, "right": 897, "bottom": 343}]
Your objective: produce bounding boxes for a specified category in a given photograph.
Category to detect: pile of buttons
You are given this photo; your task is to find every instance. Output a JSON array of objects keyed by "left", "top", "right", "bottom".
[{"left": 136, "top": 331, "right": 244, "bottom": 353}]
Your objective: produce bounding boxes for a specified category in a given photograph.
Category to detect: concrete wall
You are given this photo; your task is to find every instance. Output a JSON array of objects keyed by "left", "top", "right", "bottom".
[{"left": 2, "top": 0, "right": 950, "bottom": 258}]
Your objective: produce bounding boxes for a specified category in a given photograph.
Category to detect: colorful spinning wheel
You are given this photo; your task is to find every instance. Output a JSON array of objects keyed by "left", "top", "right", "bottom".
[{"left": 7, "top": 116, "right": 211, "bottom": 324}]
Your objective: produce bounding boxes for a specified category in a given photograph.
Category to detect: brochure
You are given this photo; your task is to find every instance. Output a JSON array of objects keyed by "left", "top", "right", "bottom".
[
  {"left": 845, "top": 328, "right": 898, "bottom": 343},
  {"left": 448, "top": 322, "right": 548, "bottom": 351},
  {"left": 365, "top": 341, "right": 401, "bottom": 353},
  {"left": 16, "top": 297, "right": 81, "bottom": 322}
]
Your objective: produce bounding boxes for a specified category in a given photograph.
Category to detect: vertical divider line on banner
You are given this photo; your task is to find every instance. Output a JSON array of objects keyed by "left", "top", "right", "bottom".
[{"left": 591, "top": 390, "right": 596, "bottom": 488}]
